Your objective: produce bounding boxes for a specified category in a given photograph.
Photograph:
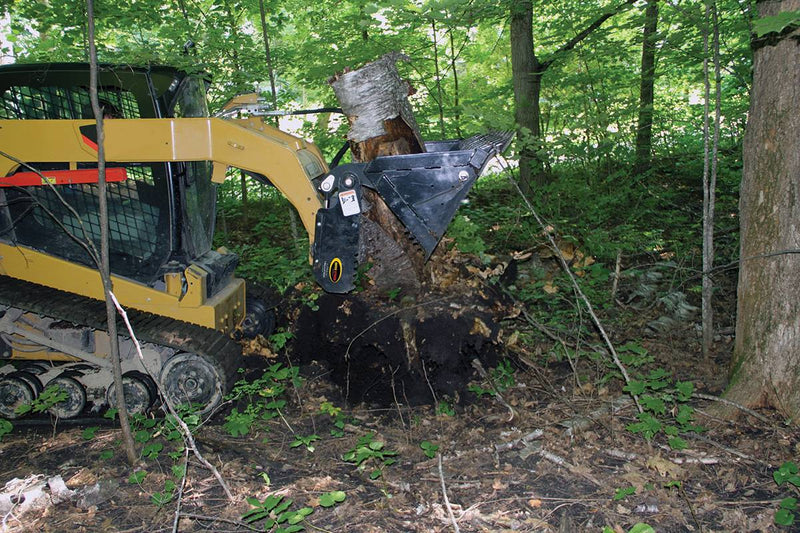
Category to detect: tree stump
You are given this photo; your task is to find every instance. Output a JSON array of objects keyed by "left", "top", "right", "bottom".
[{"left": 329, "top": 52, "right": 427, "bottom": 293}]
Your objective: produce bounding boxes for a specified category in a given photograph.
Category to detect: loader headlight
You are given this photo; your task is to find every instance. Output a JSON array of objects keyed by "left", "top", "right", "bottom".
[{"left": 297, "top": 149, "right": 326, "bottom": 179}]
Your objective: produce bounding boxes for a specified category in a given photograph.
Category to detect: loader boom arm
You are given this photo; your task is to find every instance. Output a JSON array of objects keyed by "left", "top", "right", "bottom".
[{"left": 0, "top": 117, "right": 327, "bottom": 245}]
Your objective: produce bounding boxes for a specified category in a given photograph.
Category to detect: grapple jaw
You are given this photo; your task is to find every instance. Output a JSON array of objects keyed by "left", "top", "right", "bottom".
[{"left": 312, "top": 131, "right": 513, "bottom": 293}]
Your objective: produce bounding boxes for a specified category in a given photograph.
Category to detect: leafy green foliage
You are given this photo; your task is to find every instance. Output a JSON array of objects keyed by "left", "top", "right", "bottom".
[
  {"left": 773, "top": 461, "right": 800, "bottom": 527},
  {"left": 242, "top": 494, "right": 315, "bottom": 533},
  {"left": 15, "top": 384, "right": 67, "bottom": 416},
  {"left": 151, "top": 479, "right": 176, "bottom": 507},
  {"left": 754, "top": 11, "right": 800, "bottom": 37},
  {"left": 624, "top": 366, "right": 703, "bottom": 448},
  {"left": 469, "top": 359, "right": 516, "bottom": 398},
  {"left": 613, "top": 485, "right": 636, "bottom": 501},
  {"left": 343, "top": 433, "right": 398, "bottom": 480},
  {"left": 82, "top": 426, "right": 99, "bottom": 440},
  {"left": 128, "top": 470, "right": 147, "bottom": 484},
  {"left": 318, "top": 490, "right": 346, "bottom": 508},
  {"left": 320, "top": 401, "right": 352, "bottom": 437},
  {"left": 448, "top": 215, "right": 486, "bottom": 256},
  {"left": 603, "top": 525, "right": 655, "bottom": 533},
  {"left": 290, "top": 434, "right": 320, "bottom": 452},
  {"left": 224, "top": 363, "right": 300, "bottom": 438},
  {"left": 436, "top": 399, "right": 455, "bottom": 417},
  {"left": 420, "top": 440, "right": 439, "bottom": 459}
]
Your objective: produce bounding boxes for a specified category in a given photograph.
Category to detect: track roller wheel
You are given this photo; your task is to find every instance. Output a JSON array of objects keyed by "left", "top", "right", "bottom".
[
  {"left": 0, "top": 374, "right": 38, "bottom": 419},
  {"left": 10, "top": 370, "right": 43, "bottom": 396},
  {"left": 106, "top": 371, "right": 158, "bottom": 415},
  {"left": 47, "top": 374, "right": 87, "bottom": 419},
  {"left": 159, "top": 353, "right": 223, "bottom": 415}
]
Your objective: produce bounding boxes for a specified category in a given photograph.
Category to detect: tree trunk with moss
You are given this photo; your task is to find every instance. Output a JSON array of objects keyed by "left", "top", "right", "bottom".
[{"left": 726, "top": 0, "right": 800, "bottom": 421}]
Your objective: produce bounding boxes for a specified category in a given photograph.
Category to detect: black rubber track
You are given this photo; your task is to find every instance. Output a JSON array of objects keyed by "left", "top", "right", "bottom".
[{"left": 0, "top": 274, "right": 243, "bottom": 399}]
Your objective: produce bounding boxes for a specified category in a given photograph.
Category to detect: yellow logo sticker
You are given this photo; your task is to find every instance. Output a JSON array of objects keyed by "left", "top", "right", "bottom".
[{"left": 328, "top": 258, "right": 343, "bottom": 283}]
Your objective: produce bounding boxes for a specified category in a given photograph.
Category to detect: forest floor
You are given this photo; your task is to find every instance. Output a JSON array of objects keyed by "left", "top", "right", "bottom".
[{"left": 0, "top": 275, "right": 798, "bottom": 533}]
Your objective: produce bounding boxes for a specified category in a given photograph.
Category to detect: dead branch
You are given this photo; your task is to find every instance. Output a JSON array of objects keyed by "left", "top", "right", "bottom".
[
  {"left": 171, "top": 447, "right": 190, "bottom": 533},
  {"left": 538, "top": 449, "right": 601, "bottom": 486},
  {"left": 438, "top": 454, "right": 461, "bottom": 533},
  {"left": 109, "top": 292, "right": 234, "bottom": 501},
  {"left": 502, "top": 160, "right": 642, "bottom": 414},
  {"left": 694, "top": 392, "right": 771, "bottom": 424}
]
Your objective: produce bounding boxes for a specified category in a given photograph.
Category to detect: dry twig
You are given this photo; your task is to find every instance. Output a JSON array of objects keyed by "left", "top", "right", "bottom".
[
  {"left": 110, "top": 292, "right": 234, "bottom": 501},
  {"left": 438, "top": 454, "right": 461, "bottom": 533},
  {"left": 694, "top": 392, "right": 771, "bottom": 424},
  {"left": 502, "top": 162, "right": 642, "bottom": 414}
]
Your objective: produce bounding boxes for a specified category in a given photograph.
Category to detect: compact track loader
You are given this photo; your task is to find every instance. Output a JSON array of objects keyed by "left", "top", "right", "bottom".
[{"left": 0, "top": 63, "right": 510, "bottom": 418}]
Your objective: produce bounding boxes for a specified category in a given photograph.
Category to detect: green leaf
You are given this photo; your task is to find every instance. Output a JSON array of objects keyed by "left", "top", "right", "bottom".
[
  {"left": 640, "top": 395, "right": 666, "bottom": 415},
  {"left": 141, "top": 442, "right": 163, "bottom": 459},
  {"left": 626, "top": 412, "right": 661, "bottom": 440},
  {"left": 368, "top": 440, "right": 384, "bottom": 451},
  {"left": 775, "top": 508, "right": 795, "bottom": 526},
  {"left": 81, "top": 426, "right": 99, "bottom": 440},
  {"left": 613, "top": 486, "right": 636, "bottom": 501},
  {"left": 628, "top": 524, "right": 656, "bottom": 533},
  {"left": 287, "top": 507, "right": 313, "bottom": 524},
  {"left": 774, "top": 462, "right": 800, "bottom": 486},
  {"left": 0, "top": 419, "right": 11, "bottom": 441},
  {"left": 674, "top": 381, "right": 694, "bottom": 401},
  {"left": 128, "top": 470, "right": 147, "bottom": 484},
  {"left": 623, "top": 380, "right": 646, "bottom": 395},
  {"left": 754, "top": 10, "right": 800, "bottom": 37},
  {"left": 319, "top": 490, "right": 346, "bottom": 507},
  {"left": 780, "top": 497, "right": 798, "bottom": 510},
  {"left": 667, "top": 436, "right": 688, "bottom": 450},
  {"left": 172, "top": 464, "right": 186, "bottom": 478},
  {"left": 103, "top": 408, "right": 118, "bottom": 420},
  {"left": 99, "top": 449, "right": 113, "bottom": 460},
  {"left": 369, "top": 469, "right": 382, "bottom": 480},
  {"left": 276, "top": 525, "right": 304, "bottom": 533},
  {"left": 224, "top": 408, "right": 254, "bottom": 437}
]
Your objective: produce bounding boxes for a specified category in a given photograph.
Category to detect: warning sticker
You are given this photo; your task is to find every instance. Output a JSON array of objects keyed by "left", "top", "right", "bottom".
[{"left": 339, "top": 189, "right": 360, "bottom": 217}]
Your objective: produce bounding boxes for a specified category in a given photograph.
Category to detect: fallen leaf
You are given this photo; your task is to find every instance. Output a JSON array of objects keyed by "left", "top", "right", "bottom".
[{"left": 646, "top": 455, "right": 684, "bottom": 478}]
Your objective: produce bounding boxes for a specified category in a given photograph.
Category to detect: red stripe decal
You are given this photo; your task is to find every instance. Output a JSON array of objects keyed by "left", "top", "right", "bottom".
[
  {"left": 0, "top": 168, "right": 128, "bottom": 187},
  {"left": 81, "top": 134, "right": 99, "bottom": 151}
]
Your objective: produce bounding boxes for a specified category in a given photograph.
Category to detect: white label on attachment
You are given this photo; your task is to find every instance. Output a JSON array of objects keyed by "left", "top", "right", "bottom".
[{"left": 339, "top": 189, "right": 360, "bottom": 217}]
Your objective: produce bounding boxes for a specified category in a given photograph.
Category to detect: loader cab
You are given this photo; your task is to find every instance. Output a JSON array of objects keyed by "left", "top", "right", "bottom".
[{"left": 0, "top": 63, "right": 225, "bottom": 294}]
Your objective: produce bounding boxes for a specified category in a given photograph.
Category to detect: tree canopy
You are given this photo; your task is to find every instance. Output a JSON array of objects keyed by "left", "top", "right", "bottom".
[{"left": 1, "top": 0, "right": 752, "bottom": 164}]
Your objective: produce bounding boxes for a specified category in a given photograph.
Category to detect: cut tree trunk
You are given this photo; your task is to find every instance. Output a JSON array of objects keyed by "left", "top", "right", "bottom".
[
  {"left": 329, "top": 52, "right": 425, "bottom": 161},
  {"left": 329, "top": 53, "right": 427, "bottom": 293}
]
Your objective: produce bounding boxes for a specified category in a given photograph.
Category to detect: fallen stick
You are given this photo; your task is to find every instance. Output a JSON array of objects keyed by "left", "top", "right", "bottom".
[
  {"left": 538, "top": 449, "right": 601, "bottom": 487},
  {"left": 693, "top": 392, "right": 771, "bottom": 424},
  {"left": 439, "top": 454, "right": 461, "bottom": 533}
]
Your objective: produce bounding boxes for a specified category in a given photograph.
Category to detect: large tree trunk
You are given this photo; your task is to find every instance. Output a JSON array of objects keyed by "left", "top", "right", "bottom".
[
  {"left": 726, "top": 0, "right": 800, "bottom": 421},
  {"left": 509, "top": 0, "right": 637, "bottom": 191},
  {"left": 632, "top": 0, "right": 659, "bottom": 175}
]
